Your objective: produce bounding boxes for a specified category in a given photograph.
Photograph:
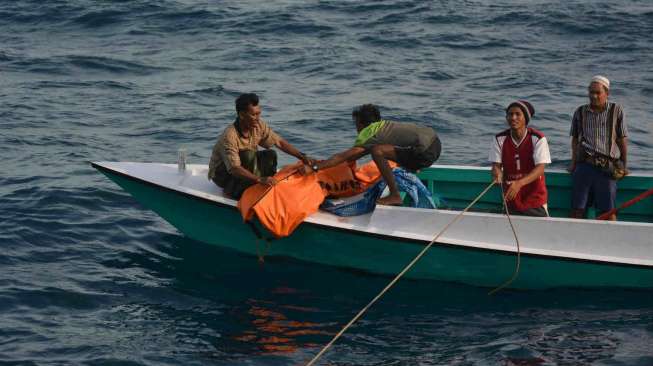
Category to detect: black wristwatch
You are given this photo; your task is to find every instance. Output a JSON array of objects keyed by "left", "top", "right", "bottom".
[{"left": 311, "top": 163, "right": 319, "bottom": 172}]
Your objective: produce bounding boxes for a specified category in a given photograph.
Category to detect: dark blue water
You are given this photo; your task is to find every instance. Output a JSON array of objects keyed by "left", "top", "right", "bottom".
[{"left": 2, "top": 1, "right": 652, "bottom": 364}]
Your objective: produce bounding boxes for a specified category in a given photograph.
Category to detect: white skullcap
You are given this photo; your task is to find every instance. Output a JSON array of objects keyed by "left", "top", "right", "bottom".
[{"left": 590, "top": 75, "right": 610, "bottom": 90}]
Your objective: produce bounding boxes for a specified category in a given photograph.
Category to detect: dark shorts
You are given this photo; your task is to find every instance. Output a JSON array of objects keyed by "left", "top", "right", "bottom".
[
  {"left": 508, "top": 205, "right": 549, "bottom": 217},
  {"left": 212, "top": 149, "right": 277, "bottom": 199},
  {"left": 394, "top": 135, "right": 441, "bottom": 172},
  {"left": 572, "top": 162, "right": 616, "bottom": 213}
]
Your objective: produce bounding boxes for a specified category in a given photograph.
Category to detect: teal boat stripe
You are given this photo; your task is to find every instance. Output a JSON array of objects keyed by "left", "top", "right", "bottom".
[
  {"left": 92, "top": 163, "right": 653, "bottom": 271},
  {"left": 306, "top": 221, "right": 653, "bottom": 270}
]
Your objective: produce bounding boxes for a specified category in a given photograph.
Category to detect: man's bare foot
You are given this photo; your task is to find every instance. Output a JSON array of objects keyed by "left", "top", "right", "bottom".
[{"left": 377, "top": 194, "right": 403, "bottom": 206}]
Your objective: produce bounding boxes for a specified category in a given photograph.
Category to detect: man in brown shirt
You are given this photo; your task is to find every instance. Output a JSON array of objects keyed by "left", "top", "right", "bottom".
[{"left": 209, "top": 93, "right": 312, "bottom": 199}]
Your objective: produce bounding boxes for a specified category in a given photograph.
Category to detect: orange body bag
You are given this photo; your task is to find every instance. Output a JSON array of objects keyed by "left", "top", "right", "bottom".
[{"left": 238, "top": 160, "right": 392, "bottom": 237}]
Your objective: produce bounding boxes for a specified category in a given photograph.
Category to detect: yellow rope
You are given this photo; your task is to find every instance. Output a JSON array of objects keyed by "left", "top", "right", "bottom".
[
  {"left": 305, "top": 181, "right": 496, "bottom": 366},
  {"left": 487, "top": 183, "right": 522, "bottom": 295}
]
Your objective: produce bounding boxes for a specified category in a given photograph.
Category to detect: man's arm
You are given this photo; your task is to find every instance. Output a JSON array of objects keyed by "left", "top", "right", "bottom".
[
  {"left": 568, "top": 108, "right": 581, "bottom": 173},
  {"left": 489, "top": 136, "right": 502, "bottom": 183},
  {"left": 491, "top": 163, "right": 503, "bottom": 183},
  {"left": 569, "top": 136, "right": 579, "bottom": 173},
  {"left": 316, "top": 146, "right": 367, "bottom": 170},
  {"left": 276, "top": 138, "right": 313, "bottom": 164},
  {"left": 616, "top": 137, "right": 628, "bottom": 168}
]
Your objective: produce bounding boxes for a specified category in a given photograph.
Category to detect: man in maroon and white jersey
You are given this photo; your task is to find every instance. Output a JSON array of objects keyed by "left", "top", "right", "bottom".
[{"left": 489, "top": 100, "right": 552, "bottom": 216}]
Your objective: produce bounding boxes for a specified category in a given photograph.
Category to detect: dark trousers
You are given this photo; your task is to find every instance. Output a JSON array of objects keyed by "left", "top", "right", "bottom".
[
  {"left": 571, "top": 162, "right": 616, "bottom": 213},
  {"left": 212, "top": 150, "right": 277, "bottom": 199},
  {"left": 507, "top": 205, "right": 549, "bottom": 217}
]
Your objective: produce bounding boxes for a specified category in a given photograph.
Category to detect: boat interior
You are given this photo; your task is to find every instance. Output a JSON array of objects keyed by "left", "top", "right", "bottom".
[{"left": 418, "top": 165, "right": 653, "bottom": 223}]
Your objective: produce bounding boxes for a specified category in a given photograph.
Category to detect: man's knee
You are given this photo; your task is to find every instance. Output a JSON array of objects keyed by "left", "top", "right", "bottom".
[
  {"left": 239, "top": 150, "right": 258, "bottom": 171},
  {"left": 369, "top": 144, "right": 393, "bottom": 158},
  {"left": 256, "top": 149, "right": 277, "bottom": 176},
  {"left": 257, "top": 149, "right": 277, "bottom": 160}
]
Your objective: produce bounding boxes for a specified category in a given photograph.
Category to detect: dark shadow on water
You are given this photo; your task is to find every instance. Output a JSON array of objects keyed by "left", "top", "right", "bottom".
[{"left": 119, "top": 232, "right": 653, "bottom": 313}]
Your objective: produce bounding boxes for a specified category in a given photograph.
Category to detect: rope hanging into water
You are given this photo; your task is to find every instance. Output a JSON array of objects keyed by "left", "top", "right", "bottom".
[
  {"left": 487, "top": 183, "right": 522, "bottom": 296},
  {"left": 305, "top": 180, "right": 497, "bottom": 366}
]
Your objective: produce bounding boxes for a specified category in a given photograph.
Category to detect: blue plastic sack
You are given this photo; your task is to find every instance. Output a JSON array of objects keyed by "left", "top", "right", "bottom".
[
  {"left": 320, "top": 180, "right": 384, "bottom": 216},
  {"left": 320, "top": 168, "right": 444, "bottom": 216},
  {"left": 378, "top": 168, "right": 443, "bottom": 209}
]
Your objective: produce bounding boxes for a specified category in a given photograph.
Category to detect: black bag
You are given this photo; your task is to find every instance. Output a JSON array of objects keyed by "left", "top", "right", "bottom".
[
  {"left": 578, "top": 149, "right": 625, "bottom": 180},
  {"left": 577, "top": 103, "right": 626, "bottom": 180}
]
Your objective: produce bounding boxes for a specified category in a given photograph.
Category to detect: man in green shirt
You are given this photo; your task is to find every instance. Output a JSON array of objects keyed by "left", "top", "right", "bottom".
[{"left": 308, "top": 104, "right": 441, "bottom": 206}]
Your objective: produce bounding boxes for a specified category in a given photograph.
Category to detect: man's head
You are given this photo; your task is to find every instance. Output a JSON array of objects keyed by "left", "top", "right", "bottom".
[
  {"left": 235, "top": 93, "right": 261, "bottom": 130},
  {"left": 505, "top": 100, "right": 534, "bottom": 129},
  {"left": 588, "top": 75, "right": 610, "bottom": 109},
  {"left": 352, "top": 104, "right": 381, "bottom": 132}
]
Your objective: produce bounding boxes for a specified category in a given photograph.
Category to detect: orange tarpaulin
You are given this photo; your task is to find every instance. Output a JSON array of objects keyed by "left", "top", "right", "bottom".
[{"left": 238, "top": 160, "right": 392, "bottom": 238}]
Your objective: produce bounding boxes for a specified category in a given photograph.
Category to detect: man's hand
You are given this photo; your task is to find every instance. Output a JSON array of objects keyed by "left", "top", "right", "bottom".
[
  {"left": 491, "top": 163, "right": 503, "bottom": 184},
  {"left": 303, "top": 156, "right": 316, "bottom": 167},
  {"left": 504, "top": 180, "right": 524, "bottom": 201},
  {"left": 298, "top": 164, "right": 315, "bottom": 176},
  {"left": 567, "top": 161, "right": 576, "bottom": 173},
  {"left": 296, "top": 151, "right": 317, "bottom": 167},
  {"left": 258, "top": 176, "right": 277, "bottom": 186},
  {"left": 621, "top": 160, "right": 629, "bottom": 177},
  {"left": 613, "top": 164, "right": 629, "bottom": 180}
]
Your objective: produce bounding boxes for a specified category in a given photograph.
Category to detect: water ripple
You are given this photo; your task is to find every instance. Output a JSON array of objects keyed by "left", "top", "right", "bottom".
[{"left": 1, "top": 0, "right": 652, "bottom": 364}]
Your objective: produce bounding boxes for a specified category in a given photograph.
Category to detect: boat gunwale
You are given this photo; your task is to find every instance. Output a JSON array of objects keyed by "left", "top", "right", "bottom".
[
  {"left": 429, "top": 164, "right": 653, "bottom": 177},
  {"left": 91, "top": 161, "right": 653, "bottom": 270}
]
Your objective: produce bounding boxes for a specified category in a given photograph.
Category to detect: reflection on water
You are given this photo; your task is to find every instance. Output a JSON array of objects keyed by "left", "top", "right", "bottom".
[
  {"left": 3, "top": 0, "right": 653, "bottom": 363},
  {"left": 233, "top": 296, "right": 329, "bottom": 354}
]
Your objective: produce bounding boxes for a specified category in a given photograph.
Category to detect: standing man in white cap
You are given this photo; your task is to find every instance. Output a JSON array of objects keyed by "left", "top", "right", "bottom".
[{"left": 569, "top": 75, "right": 628, "bottom": 220}]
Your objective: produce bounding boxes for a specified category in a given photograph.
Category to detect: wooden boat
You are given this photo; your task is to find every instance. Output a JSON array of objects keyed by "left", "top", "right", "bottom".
[{"left": 92, "top": 161, "right": 653, "bottom": 289}]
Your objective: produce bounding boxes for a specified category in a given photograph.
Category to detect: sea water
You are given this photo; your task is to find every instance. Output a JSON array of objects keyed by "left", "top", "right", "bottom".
[{"left": 1, "top": 1, "right": 652, "bottom": 364}]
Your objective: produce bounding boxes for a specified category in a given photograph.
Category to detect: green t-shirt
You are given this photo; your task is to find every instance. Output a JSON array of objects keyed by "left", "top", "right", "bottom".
[
  {"left": 354, "top": 120, "right": 436, "bottom": 152},
  {"left": 354, "top": 120, "right": 387, "bottom": 147}
]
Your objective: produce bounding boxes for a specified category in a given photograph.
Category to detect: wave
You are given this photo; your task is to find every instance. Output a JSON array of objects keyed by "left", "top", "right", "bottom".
[
  {"left": 419, "top": 70, "right": 456, "bottom": 81},
  {"left": 2, "top": 1, "right": 653, "bottom": 363},
  {"left": 67, "top": 55, "right": 169, "bottom": 75},
  {"left": 423, "top": 14, "right": 469, "bottom": 25},
  {"left": 30, "top": 80, "right": 135, "bottom": 90},
  {"left": 0, "top": 1, "right": 163, "bottom": 27},
  {"left": 425, "top": 33, "right": 512, "bottom": 50},
  {"left": 68, "top": 9, "right": 132, "bottom": 28},
  {"left": 359, "top": 34, "right": 426, "bottom": 49},
  {"left": 373, "top": 5, "right": 433, "bottom": 24},
  {"left": 163, "top": 86, "right": 227, "bottom": 99},
  {"left": 228, "top": 14, "right": 337, "bottom": 37},
  {"left": 315, "top": 0, "right": 424, "bottom": 14},
  {"left": 5, "top": 54, "right": 169, "bottom": 76},
  {"left": 0, "top": 1, "right": 78, "bottom": 25}
]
